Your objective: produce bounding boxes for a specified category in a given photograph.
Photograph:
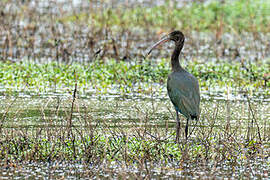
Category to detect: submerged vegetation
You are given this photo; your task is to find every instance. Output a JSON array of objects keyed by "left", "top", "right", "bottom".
[{"left": 0, "top": 0, "right": 270, "bottom": 178}]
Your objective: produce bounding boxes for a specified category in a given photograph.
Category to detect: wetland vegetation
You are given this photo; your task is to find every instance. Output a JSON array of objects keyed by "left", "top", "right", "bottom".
[{"left": 0, "top": 0, "right": 269, "bottom": 179}]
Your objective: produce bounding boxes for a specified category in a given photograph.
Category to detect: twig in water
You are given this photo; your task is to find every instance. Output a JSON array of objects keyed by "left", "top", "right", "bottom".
[{"left": 68, "top": 70, "right": 77, "bottom": 137}]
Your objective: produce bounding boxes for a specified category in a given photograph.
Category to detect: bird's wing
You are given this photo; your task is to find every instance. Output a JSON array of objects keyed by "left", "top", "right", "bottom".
[{"left": 167, "top": 73, "right": 200, "bottom": 119}]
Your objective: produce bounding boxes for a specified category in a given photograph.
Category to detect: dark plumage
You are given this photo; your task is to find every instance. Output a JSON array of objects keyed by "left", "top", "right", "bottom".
[{"left": 147, "top": 31, "right": 200, "bottom": 142}]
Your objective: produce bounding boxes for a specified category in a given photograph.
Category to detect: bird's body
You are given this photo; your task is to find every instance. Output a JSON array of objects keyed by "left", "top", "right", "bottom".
[
  {"left": 167, "top": 70, "right": 200, "bottom": 141},
  {"left": 167, "top": 70, "right": 200, "bottom": 120},
  {"left": 147, "top": 30, "right": 200, "bottom": 141}
]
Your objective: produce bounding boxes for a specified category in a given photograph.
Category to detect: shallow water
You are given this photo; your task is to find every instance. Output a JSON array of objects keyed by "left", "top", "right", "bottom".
[{"left": 0, "top": 88, "right": 269, "bottom": 127}]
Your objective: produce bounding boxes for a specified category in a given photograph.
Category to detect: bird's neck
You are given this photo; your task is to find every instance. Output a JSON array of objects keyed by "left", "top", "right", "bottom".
[{"left": 171, "top": 43, "right": 184, "bottom": 72}]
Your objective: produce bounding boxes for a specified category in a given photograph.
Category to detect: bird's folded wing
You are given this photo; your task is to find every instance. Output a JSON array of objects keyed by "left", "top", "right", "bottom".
[{"left": 168, "top": 86, "right": 200, "bottom": 118}]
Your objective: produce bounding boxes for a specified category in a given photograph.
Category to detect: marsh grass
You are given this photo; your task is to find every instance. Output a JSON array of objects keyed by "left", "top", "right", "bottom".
[{"left": 0, "top": 87, "right": 269, "bottom": 178}]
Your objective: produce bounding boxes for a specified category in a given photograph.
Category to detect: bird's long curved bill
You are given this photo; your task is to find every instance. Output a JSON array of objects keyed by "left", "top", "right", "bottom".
[{"left": 146, "top": 35, "right": 170, "bottom": 57}]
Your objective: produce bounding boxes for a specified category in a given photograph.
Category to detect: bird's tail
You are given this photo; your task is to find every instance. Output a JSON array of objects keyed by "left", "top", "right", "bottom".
[{"left": 191, "top": 115, "right": 198, "bottom": 121}]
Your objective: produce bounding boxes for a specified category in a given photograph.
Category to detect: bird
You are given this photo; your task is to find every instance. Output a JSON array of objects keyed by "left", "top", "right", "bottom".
[{"left": 146, "top": 31, "right": 200, "bottom": 142}]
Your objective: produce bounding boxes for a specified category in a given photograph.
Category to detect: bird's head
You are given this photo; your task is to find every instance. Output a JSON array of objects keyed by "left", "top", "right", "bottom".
[
  {"left": 146, "top": 30, "right": 185, "bottom": 56},
  {"left": 168, "top": 30, "right": 185, "bottom": 44}
]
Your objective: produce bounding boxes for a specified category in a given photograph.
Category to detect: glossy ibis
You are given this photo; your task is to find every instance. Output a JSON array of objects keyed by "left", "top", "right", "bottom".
[{"left": 147, "top": 31, "right": 200, "bottom": 142}]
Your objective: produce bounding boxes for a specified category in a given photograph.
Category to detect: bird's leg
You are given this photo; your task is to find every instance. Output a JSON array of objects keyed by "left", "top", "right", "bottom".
[
  {"left": 185, "top": 118, "right": 189, "bottom": 139},
  {"left": 176, "top": 111, "right": 180, "bottom": 143}
]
